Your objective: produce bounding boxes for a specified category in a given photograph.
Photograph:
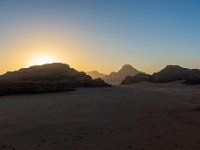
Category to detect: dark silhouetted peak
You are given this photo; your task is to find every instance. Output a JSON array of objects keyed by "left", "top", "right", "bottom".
[
  {"left": 18, "top": 63, "right": 75, "bottom": 74},
  {"left": 0, "top": 63, "right": 110, "bottom": 96},
  {"left": 117, "top": 64, "right": 139, "bottom": 76},
  {"left": 149, "top": 65, "right": 191, "bottom": 83},
  {"left": 119, "top": 64, "right": 138, "bottom": 73},
  {"left": 102, "top": 64, "right": 140, "bottom": 85},
  {"left": 0, "top": 63, "right": 80, "bottom": 81},
  {"left": 105, "top": 64, "right": 200, "bottom": 85},
  {"left": 121, "top": 65, "right": 200, "bottom": 85},
  {"left": 160, "top": 65, "right": 189, "bottom": 73}
]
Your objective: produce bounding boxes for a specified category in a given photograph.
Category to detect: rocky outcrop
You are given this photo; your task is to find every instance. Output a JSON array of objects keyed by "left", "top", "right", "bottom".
[
  {"left": 121, "top": 65, "right": 200, "bottom": 85},
  {"left": 0, "top": 63, "right": 110, "bottom": 96},
  {"left": 102, "top": 64, "right": 140, "bottom": 85},
  {"left": 184, "top": 74, "right": 200, "bottom": 84},
  {"left": 121, "top": 73, "right": 151, "bottom": 85},
  {"left": 149, "top": 65, "right": 191, "bottom": 83},
  {"left": 184, "top": 69, "right": 200, "bottom": 84},
  {"left": 91, "top": 78, "right": 111, "bottom": 87}
]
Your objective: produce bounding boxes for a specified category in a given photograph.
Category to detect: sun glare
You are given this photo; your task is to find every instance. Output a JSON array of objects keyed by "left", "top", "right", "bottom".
[{"left": 29, "top": 56, "right": 57, "bottom": 66}]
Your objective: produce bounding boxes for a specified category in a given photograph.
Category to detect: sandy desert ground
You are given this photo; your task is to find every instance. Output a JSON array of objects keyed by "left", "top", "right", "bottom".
[{"left": 1, "top": 82, "right": 200, "bottom": 150}]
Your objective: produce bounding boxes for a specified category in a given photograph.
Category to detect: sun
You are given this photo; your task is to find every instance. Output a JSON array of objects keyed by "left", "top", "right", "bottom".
[{"left": 29, "top": 56, "right": 57, "bottom": 66}]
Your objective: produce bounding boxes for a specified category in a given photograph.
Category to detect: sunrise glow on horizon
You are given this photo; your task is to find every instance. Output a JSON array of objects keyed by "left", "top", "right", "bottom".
[
  {"left": 29, "top": 56, "right": 58, "bottom": 66},
  {"left": 0, "top": 0, "right": 200, "bottom": 75}
]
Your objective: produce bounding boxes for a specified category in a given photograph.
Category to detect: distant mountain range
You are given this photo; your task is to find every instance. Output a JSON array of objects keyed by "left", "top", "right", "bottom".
[
  {"left": 102, "top": 64, "right": 140, "bottom": 85},
  {"left": 87, "top": 64, "right": 140, "bottom": 85},
  {"left": 1, "top": 63, "right": 200, "bottom": 96},
  {"left": 0, "top": 63, "right": 110, "bottom": 96},
  {"left": 87, "top": 71, "right": 106, "bottom": 79},
  {"left": 122, "top": 65, "right": 200, "bottom": 85}
]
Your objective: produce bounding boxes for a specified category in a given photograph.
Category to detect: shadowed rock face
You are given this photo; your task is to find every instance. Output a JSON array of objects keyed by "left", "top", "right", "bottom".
[
  {"left": 121, "top": 73, "right": 151, "bottom": 85},
  {"left": 184, "top": 69, "right": 200, "bottom": 84},
  {"left": 149, "top": 65, "right": 191, "bottom": 83},
  {"left": 0, "top": 63, "right": 110, "bottom": 96},
  {"left": 102, "top": 64, "right": 140, "bottom": 84},
  {"left": 91, "top": 78, "right": 110, "bottom": 87},
  {"left": 121, "top": 65, "right": 200, "bottom": 85}
]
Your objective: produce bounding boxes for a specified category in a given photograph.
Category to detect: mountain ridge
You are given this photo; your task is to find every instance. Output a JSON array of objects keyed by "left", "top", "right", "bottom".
[
  {"left": 102, "top": 64, "right": 140, "bottom": 85},
  {"left": 0, "top": 63, "right": 111, "bottom": 96},
  {"left": 122, "top": 65, "right": 200, "bottom": 85}
]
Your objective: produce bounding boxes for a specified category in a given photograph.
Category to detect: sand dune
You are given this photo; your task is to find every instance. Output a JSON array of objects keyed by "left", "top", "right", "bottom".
[{"left": 1, "top": 82, "right": 200, "bottom": 149}]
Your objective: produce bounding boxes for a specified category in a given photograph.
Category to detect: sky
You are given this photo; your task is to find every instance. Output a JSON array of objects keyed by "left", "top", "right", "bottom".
[{"left": 0, "top": 0, "right": 200, "bottom": 74}]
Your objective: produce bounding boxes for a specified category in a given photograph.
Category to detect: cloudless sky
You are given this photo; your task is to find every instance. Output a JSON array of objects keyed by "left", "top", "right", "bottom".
[{"left": 0, "top": 0, "right": 200, "bottom": 74}]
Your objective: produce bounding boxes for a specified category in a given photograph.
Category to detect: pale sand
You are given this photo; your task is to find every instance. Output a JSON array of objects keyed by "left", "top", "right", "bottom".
[{"left": 1, "top": 82, "right": 200, "bottom": 150}]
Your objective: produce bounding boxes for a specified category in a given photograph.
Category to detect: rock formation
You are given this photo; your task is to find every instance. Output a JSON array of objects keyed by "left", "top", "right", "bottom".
[
  {"left": 149, "top": 65, "right": 190, "bottom": 83},
  {"left": 121, "top": 73, "right": 151, "bottom": 85},
  {"left": 184, "top": 69, "right": 200, "bottom": 84},
  {"left": 0, "top": 63, "right": 110, "bottom": 96},
  {"left": 102, "top": 64, "right": 140, "bottom": 85},
  {"left": 121, "top": 65, "right": 200, "bottom": 85}
]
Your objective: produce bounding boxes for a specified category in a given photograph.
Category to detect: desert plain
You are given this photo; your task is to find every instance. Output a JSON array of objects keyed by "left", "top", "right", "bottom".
[{"left": 0, "top": 82, "right": 200, "bottom": 150}]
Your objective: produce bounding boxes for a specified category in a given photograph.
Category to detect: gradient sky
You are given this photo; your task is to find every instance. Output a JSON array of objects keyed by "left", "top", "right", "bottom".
[{"left": 0, "top": 0, "right": 200, "bottom": 74}]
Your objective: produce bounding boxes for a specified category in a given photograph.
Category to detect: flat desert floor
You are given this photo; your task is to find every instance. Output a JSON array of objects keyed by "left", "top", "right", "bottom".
[{"left": 1, "top": 82, "right": 200, "bottom": 150}]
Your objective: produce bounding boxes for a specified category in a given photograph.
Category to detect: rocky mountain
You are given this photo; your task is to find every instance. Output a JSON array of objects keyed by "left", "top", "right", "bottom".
[
  {"left": 121, "top": 73, "right": 151, "bottom": 85},
  {"left": 87, "top": 71, "right": 106, "bottom": 79},
  {"left": 0, "top": 63, "right": 110, "bottom": 96},
  {"left": 121, "top": 65, "right": 200, "bottom": 85},
  {"left": 102, "top": 64, "right": 140, "bottom": 85},
  {"left": 149, "top": 65, "right": 191, "bottom": 83}
]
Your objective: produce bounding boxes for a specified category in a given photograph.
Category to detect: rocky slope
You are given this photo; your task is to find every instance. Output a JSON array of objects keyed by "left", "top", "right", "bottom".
[
  {"left": 121, "top": 65, "right": 200, "bottom": 85},
  {"left": 121, "top": 73, "right": 151, "bottom": 85},
  {"left": 102, "top": 64, "right": 140, "bottom": 84},
  {"left": 149, "top": 65, "right": 190, "bottom": 83},
  {"left": 0, "top": 63, "right": 110, "bottom": 96}
]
